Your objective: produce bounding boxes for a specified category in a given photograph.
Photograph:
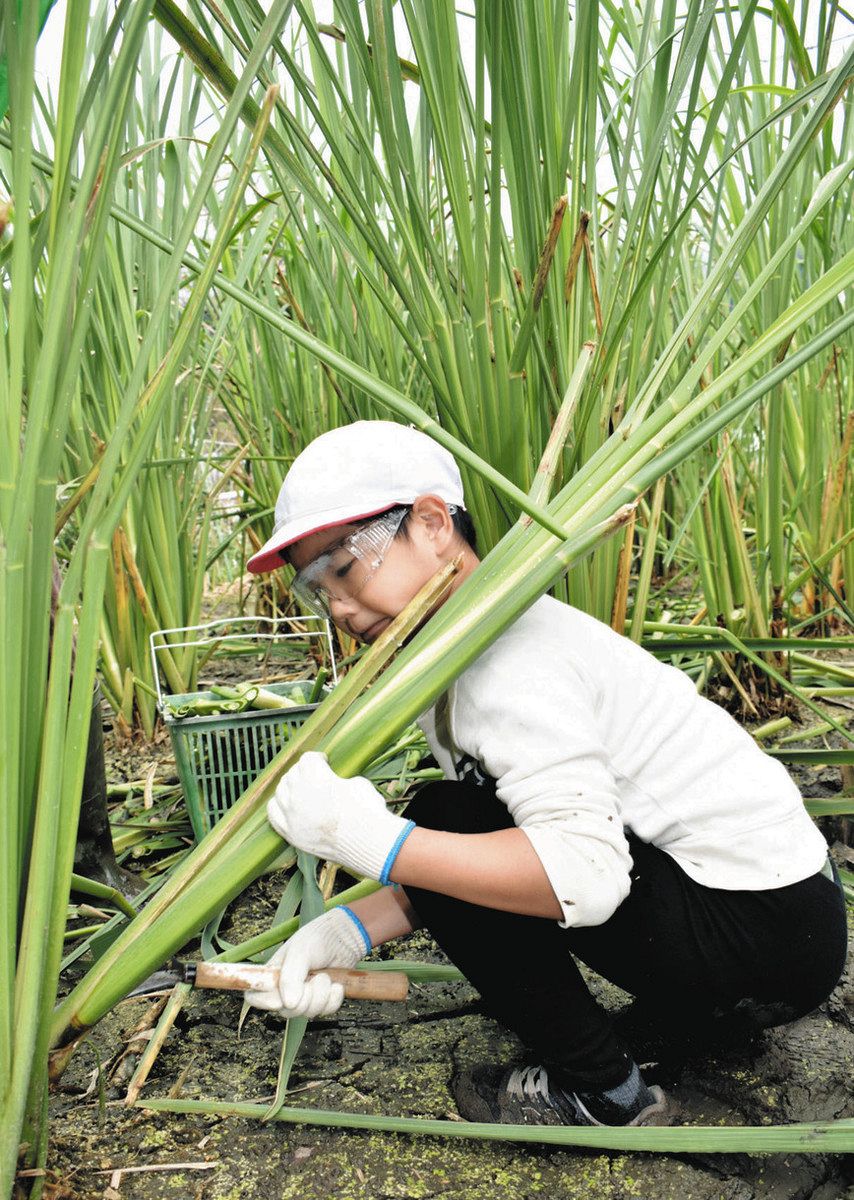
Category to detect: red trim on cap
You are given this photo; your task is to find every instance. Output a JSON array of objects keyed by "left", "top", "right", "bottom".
[{"left": 246, "top": 505, "right": 400, "bottom": 575}]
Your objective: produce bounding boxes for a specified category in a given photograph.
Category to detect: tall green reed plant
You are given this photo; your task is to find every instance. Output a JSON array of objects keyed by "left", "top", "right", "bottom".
[
  {"left": 53, "top": 23, "right": 282, "bottom": 734},
  {"left": 50, "top": 25, "right": 854, "bottom": 1074},
  {"left": 159, "top": 0, "right": 852, "bottom": 647},
  {"left": 0, "top": 1, "right": 843, "bottom": 1178},
  {"left": 1, "top": 5, "right": 158, "bottom": 1186},
  {"left": 0, "top": 0, "right": 302, "bottom": 1187},
  {"left": 25, "top": 1, "right": 848, "bottom": 1157},
  {"left": 645, "top": 3, "right": 854, "bottom": 645}
]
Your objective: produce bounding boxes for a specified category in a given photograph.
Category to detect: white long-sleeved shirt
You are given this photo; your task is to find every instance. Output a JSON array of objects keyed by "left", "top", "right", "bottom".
[{"left": 417, "top": 595, "right": 827, "bottom": 928}]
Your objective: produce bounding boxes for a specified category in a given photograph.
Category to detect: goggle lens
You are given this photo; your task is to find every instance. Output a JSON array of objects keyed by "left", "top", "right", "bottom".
[{"left": 291, "top": 508, "right": 409, "bottom": 618}]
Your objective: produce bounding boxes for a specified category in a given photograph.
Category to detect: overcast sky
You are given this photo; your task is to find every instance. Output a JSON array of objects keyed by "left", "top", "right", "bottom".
[
  {"left": 36, "top": 0, "right": 853, "bottom": 88},
  {"left": 34, "top": 2, "right": 853, "bottom": 154},
  {"left": 35, "top": 1, "right": 480, "bottom": 90}
]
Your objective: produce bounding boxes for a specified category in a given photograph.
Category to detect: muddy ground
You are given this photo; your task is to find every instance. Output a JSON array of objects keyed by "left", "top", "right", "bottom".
[{"left": 45, "top": 741, "right": 854, "bottom": 1200}]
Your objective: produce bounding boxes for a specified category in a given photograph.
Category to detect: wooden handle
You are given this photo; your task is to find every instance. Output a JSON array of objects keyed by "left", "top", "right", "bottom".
[{"left": 193, "top": 960, "right": 409, "bottom": 1002}]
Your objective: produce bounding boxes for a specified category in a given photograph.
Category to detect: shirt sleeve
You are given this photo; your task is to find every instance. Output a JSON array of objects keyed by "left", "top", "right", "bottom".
[{"left": 450, "top": 634, "right": 633, "bottom": 928}]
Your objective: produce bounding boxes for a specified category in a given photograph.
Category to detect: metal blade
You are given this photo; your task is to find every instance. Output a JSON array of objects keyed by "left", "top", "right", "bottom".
[{"left": 124, "top": 969, "right": 183, "bottom": 998}]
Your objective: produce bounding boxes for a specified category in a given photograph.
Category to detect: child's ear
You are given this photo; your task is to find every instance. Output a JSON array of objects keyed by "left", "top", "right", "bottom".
[{"left": 411, "top": 494, "right": 454, "bottom": 542}]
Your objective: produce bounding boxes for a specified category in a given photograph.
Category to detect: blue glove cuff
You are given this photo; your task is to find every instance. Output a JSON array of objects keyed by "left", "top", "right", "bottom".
[
  {"left": 339, "top": 905, "right": 372, "bottom": 953},
  {"left": 379, "top": 819, "right": 416, "bottom": 886}
]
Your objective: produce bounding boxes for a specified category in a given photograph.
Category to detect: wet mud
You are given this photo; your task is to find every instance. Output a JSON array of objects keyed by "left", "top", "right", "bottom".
[{"left": 44, "top": 749, "right": 854, "bottom": 1199}]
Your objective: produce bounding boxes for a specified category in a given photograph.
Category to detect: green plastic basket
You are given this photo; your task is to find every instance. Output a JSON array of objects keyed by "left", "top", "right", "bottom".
[
  {"left": 162, "top": 682, "right": 322, "bottom": 840},
  {"left": 151, "top": 618, "right": 337, "bottom": 841}
]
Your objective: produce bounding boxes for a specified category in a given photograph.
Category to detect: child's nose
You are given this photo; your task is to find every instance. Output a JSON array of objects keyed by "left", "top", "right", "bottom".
[{"left": 329, "top": 593, "right": 359, "bottom": 622}]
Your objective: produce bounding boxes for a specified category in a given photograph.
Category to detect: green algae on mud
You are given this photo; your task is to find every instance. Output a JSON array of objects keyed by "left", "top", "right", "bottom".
[{"left": 45, "top": 918, "right": 854, "bottom": 1200}]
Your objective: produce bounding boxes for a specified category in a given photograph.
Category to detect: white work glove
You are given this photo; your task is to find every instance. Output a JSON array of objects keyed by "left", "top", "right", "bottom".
[
  {"left": 267, "top": 751, "right": 416, "bottom": 884},
  {"left": 243, "top": 906, "right": 368, "bottom": 1019}
]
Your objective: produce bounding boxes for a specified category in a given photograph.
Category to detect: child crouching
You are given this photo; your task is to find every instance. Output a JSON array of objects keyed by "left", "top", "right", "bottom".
[{"left": 243, "top": 420, "right": 846, "bottom": 1128}]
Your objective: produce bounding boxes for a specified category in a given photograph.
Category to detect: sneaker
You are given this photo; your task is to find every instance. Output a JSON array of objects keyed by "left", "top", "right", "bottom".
[{"left": 451, "top": 1061, "right": 669, "bottom": 1127}]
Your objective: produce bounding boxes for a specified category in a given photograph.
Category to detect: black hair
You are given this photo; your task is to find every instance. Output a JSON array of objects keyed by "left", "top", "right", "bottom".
[{"left": 451, "top": 507, "right": 478, "bottom": 553}]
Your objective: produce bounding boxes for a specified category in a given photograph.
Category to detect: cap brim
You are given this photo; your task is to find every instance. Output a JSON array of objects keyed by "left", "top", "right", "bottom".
[{"left": 246, "top": 504, "right": 400, "bottom": 574}]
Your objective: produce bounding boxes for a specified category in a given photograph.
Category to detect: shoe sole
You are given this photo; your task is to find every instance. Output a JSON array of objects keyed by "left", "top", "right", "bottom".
[
  {"left": 453, "top": 1078, "right": 673, "bottom": 1128},
  {"left": 628, "top": 1084, "right": 671, "bottom": 1126}
]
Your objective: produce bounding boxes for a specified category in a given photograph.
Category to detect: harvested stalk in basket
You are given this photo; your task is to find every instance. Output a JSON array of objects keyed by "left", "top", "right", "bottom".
[
  {"left": 165, "top": 696, "right": 247, "bottom": 718},
  {"left": 211, "top": 683, "right": 310, "bottom": 710}
]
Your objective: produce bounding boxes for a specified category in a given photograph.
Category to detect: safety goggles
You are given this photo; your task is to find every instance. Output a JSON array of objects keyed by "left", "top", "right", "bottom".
[{"left": 290, "top": 507, "right": 410, "bottom": 619}]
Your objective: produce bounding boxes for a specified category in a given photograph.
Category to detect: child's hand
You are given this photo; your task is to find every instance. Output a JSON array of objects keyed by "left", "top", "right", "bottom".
[
  {"left": 243, "top": 907, "right": 366, "bottom": 1018},
  {"left": 266, "top": 751, "right": 416, "bottom": 883}
]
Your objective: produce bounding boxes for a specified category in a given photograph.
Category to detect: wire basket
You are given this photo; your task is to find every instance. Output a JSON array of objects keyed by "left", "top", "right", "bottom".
[{"left": 150, "top": 617, "right": 337, "bottom": 841}]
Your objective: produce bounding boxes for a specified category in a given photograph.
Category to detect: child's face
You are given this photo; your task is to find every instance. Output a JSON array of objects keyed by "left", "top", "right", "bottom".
[{"left": 287, "top": 497, "right": 461, "bottom": 644}]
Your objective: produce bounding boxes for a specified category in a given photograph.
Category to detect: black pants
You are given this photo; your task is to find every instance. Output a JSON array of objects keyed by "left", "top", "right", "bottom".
[{"left": 402, "top": 777, "right": 848, "bottom": 1090}]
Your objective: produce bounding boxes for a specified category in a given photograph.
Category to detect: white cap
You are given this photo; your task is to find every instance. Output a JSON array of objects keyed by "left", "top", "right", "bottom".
[{"left": 247, "top": 420, "right": 466, "bottom": 574}]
